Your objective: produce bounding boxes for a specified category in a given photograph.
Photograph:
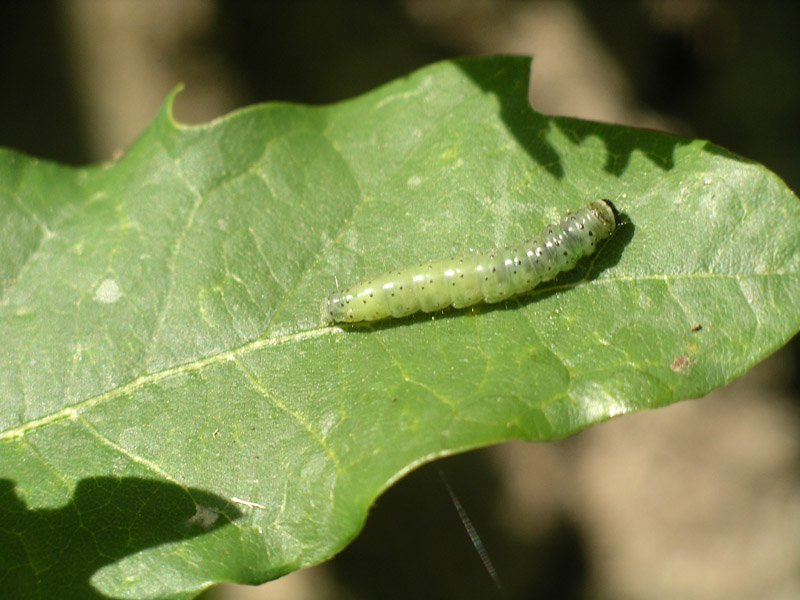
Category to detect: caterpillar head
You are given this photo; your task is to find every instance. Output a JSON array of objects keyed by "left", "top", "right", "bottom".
[
  {"left": 321, "top": 291, "right": 353, "bottom": 324},
  {"left": 589, "top": 199, "right": 619, "bottom": 236}
]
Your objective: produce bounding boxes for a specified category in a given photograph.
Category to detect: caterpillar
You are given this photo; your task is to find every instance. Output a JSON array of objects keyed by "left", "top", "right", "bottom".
[{"left": 322, "top": 199, "right": 618, "bottom": 324}]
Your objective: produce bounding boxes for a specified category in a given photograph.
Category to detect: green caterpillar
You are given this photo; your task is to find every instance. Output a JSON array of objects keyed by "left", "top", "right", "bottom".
[{"left": 322, "top": 199, "right": 618, "bottom": 324}]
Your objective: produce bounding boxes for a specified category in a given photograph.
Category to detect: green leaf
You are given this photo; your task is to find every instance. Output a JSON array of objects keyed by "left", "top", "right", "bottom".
[{"left": 1, "top": 56, "right": 799, "bottom": 598}]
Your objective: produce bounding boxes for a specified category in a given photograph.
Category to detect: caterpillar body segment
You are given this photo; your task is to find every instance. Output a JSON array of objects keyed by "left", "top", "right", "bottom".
[{"left": 322, "top": 199, "right": 618, "bottom": 324}]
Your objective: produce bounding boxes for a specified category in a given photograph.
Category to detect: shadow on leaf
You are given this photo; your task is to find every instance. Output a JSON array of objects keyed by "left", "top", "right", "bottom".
[
  {"left": 456, "top": 57, "right": 565, "bottom": 179},
  {"left": 455, "top": 56, "right": 694, "bottom": 179},
  {"left": 552, "top": 116, "right": 694, "bottom": 176},
  {"left": 0, "top": 476, "right": 241, "bottom": 599}
]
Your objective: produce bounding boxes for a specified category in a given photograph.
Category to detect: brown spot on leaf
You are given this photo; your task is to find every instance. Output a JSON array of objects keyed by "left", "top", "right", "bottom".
[{"left": 670, "top": 355, "right": 695, "bottom": 373}]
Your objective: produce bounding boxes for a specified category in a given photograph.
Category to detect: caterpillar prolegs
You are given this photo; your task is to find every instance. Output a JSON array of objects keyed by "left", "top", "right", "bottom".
[{"left": 322, "top": 199, "right": 618, "bottom": 324}]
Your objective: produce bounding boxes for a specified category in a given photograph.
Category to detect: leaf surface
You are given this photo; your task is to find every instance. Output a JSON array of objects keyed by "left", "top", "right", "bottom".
[{"left": 1, "top": 56, "right": 799, "bottom": 598}]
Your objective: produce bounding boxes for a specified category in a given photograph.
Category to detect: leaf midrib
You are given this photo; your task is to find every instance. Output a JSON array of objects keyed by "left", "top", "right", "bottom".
[
  {"left": 0, "top": 327, "right": 336, "bottom": 440},
  {"left": 1, "top": 268, "right": 788, "bottom": 440}
]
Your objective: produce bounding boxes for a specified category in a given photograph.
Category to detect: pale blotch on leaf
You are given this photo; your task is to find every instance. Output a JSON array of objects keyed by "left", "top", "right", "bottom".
[
  {"left": 94, "top": 278, "right": 122, "bottom": 303},
  {"left": 670, "top": 355, "right": 695, "bottom": 373},
  {"left": 187, "top": 505, "right": 219, "bottom": 530}
]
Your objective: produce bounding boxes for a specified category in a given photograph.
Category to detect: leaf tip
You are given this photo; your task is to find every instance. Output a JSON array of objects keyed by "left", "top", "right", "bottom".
[{"left": 161, "top": 83, "right": 187, "bottom": 128}]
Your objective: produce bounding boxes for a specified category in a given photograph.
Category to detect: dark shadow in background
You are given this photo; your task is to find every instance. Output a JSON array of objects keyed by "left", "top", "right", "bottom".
[
  {"left": 329, "top": 450, "right": 589, "bottom": 600},
  {"left": 575, "top": 0, "right": 800, "bottom": 192},
  {"left": 213, "top": 0, "right": 452, "bottom": 106},
  {"left": 1, "top": 0, "right": 451, "bottom": 164},
  {"left": 0, "top": 477, "right": 241, "bottom": 600},
  {"left": 0, "top": 1, "right": 90, "bottom": 164}
]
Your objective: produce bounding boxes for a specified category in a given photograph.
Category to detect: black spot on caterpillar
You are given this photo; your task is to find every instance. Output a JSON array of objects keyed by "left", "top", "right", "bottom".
[{"left": 322, "top": 199, "right": 619, "bottom": 324}]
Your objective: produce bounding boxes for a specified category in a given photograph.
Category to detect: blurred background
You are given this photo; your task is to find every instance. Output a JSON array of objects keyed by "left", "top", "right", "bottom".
[{"left": 2, "top": 1, "right": 798, "bottom": 599}]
